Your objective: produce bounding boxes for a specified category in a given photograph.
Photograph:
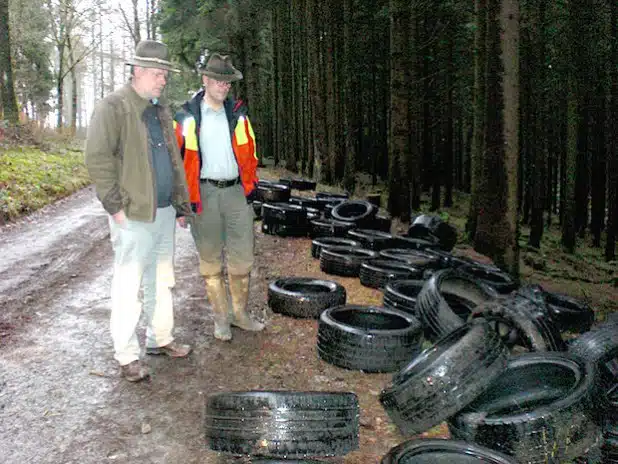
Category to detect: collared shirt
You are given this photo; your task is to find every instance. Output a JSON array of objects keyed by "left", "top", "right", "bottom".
[
  {"left": 199, "top": 100, "right": 239, "bottom": 180},
  {"left": 143, "top": 103, "right": 173, "bottom": 208}
]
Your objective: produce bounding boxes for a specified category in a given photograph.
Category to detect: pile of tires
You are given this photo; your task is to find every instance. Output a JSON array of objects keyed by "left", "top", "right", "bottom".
[
  {"left": 254, "top": 180, "right": 614, "bottom": 462},
  {"left": 377, "top": 316, "right": 615, "bottom": 463}
]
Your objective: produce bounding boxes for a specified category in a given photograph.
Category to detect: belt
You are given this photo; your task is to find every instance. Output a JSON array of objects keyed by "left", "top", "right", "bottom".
[{"left": 200, "top": 177, "right": 240, "bottom": 188}]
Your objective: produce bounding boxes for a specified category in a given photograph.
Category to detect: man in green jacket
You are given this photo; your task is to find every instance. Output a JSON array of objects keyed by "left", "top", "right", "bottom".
[{"left": 85, "top": 40, "right": 193, "bottom": 382}]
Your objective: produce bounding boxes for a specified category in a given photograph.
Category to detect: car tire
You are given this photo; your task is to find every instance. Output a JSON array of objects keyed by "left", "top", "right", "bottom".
[
  {"left": 470, "top": 297, "right": 567, "bottom": 353},
  {"left": 311, "top": 236, "right": 362, "bottom": 259},
  {"left": 448, "top": 352, "right": 601, "bottom": 464},
  {"left": 416, "top": 269, "right": 498, "bottom": 339},
  {"left": 382, "top": 280, "right": 425, "bottom": 315},
  {"left": 359, "top": 259, "right": 424, "bottom": 290},
  {"left": 379, "top": 320, "right": 509, "bottom": 436},
  {"left": 318, "top": 305, "right": 424, "bottom": 373},
  {"left": 205, "top": 391, "right": 360, "bottom": 457},
  {"left": 319, "top": 246, "right": 379, "bottom": 277},
  {"left": 268, "top": 277, "right": 346, "bottom": 319},
  {"left": 380, "top": 439, "right": 519, "bottom": 464},
  {"left": 331, "top": 200, "right": 377, "bottom": 225},
  {"left": 347, "top": 229, "right": 395, "bottom": 251}
]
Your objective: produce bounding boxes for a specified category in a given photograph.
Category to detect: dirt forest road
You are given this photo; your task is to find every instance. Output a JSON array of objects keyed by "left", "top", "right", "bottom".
[{"left": 0, "top": 186, "right": 404, "bottom": 464}]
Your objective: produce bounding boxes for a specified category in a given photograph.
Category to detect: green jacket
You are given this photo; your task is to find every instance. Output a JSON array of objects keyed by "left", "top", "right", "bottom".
[{"left": 85, "top": 83, "right": 192, "bottom": 222}]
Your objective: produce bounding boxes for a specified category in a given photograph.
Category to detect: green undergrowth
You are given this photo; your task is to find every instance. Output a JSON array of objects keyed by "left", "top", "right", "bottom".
[
  {"left": 0, "top": 145, "right": 90, "bottom": 224},
  {"left": 259, "top": 165, "right": 617, "bottom": 321}
]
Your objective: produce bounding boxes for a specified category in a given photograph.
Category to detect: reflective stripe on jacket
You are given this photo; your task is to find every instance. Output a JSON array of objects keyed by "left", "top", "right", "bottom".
[{"left": 174, "top": 90, "right": 258, "bottom": 213}]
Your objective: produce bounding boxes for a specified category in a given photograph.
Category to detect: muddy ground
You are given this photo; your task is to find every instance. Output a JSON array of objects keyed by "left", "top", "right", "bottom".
[{"left": 0, "top": 178, "right": 615, "bottom": 464}]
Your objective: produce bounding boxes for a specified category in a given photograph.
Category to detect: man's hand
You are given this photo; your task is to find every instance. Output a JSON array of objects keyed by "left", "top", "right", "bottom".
[
  {"left": 177, "top": 216, "right": 188, "bottom": 228},
  {"left": 112, "top": 210, "right": 127, "bottom": 225}
]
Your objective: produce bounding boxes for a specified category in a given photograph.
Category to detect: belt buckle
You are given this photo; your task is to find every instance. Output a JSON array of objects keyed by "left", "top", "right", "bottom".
[{"left": 216, "top": 179, "right": 226, "bottom": 188}]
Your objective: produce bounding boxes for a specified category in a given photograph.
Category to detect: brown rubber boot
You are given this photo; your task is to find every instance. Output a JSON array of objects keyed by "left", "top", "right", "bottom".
[
  {"left": 228, "top": 274, "right": 264, "bottom": 332},
  {"left": 204, "top": 274, "right": 232, "bottom": 341}
]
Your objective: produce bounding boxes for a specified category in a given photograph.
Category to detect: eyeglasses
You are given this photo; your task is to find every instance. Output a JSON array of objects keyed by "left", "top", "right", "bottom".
[{"left": 212, "top": 80, "right": 232, "bottom": 88}]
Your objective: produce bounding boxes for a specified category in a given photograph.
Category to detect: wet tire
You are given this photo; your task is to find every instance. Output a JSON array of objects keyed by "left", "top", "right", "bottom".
[
  {"left": 289, "top": 196, "right": 321, "bottom": 210},
  {"left": 457, "top": 264, "right": 518, "bottom": 294},
  {"left": 310, "top": 218, "right": 356, "bottom": 238},
  {"left": 347, "top": 229, "right": 395, "bottom": 251},
  {"left": 205, "top": 391, "right": 360, "bottom": 457},
  {"left": 470, "top": 297, "right": 566, "bottom": 353},
  {"left": 279, "top": 178, "right": 317, "bottom": 191},
  {"left": 262, "top": 221, "right": 309, "bottom": 237},
  {"left": 422, "top": 248, "right": 494, "bottom": 270},
  {"left": 317, "top": 305, "right": 424, "bottom": 373},
  {"left": 407, "top": 214, "right": 458, "bottom": 252},
  {"left": 305, "top": 207, "right": 321, "bottom": 221},
  {"left": 252, "top": 200, "right": 263, "bottom": 220},
  {"left": 379, "top": 249, "right": 443, "bottom": 272},
  {"left": 262, "top": 202, "right": 308, "bottom": 225},
  {"left": 319, "top": 246, "right": 379, "bottom": 277},
  {"left": 416, "top": 269, "right": 498, "bottom": 339},
  {"left": 268, "top": 277, "right": 346, "bottom": 319},
  {"left": 569, "top": 322, "right": 618, "bottom": 379},
  {"left": 331, "top": 200, "right": 377, "bottom": 225},
  {"left": 374, "top": 214, "right": 392, "bottom": 233},
  {"left": 379, "top": 320, "right": 509, "bottom": 436},
  {"left": 359, "top": 259, "right": 424, "bottom": 290},
  {"left": 390, "top": 235, "right": 439, "bottom": 251},
  {"left": 448, "top": 352, "right": 601, "bottom": 464},
  {"left": 257, "top": 183, "right": 291, "bottom": 203},
  {"left": 380, "top": 439, "right": 519, "bottom": 464},
  {"left": 382, "top": 280, "right": 425, "bottom": 315},
  {"left": 311, "top": 236, "right": 362, "bottom": 259},
  {"left": 316, "top": 192, "right": 349, "bottom": 200},
  {"left": 544, "top": 290, "right": 595, "bottom": 333}
]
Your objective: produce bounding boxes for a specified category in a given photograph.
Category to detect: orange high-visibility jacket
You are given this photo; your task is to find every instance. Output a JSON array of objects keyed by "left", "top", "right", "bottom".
[{"left": 174, "top": 90, "right": 258, "bottom": 213}]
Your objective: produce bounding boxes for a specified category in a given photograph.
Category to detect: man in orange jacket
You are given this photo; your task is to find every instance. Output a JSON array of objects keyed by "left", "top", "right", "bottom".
[{"left": 174, "top": 53, "right": 264, "bottom": 341}]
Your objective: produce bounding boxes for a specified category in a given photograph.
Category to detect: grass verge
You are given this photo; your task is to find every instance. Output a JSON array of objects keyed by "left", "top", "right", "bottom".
[{"left": 0, "top": 145, "right": 90, "bottom": 224}]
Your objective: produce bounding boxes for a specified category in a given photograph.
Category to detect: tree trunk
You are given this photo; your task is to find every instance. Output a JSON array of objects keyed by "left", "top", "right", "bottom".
[
  {"left": 407, "top": 5, "right": 421, "bottom": 213},
  {"left": 443, "top": 20, "right": 455, "bottom": 208},
  {"left": 474, "top": 0, "right": 520, "bottom": 277},
  {"left": 151, "top": 0, "right": 157, "bottom": 39},
  {"left": 132, "top": 0, "right": 141, "bottom": 45},
  {"left": 562, "top": 79, "right": 579, "bottom": 252},
  {"left": 56, "top": 44, "right": 65, "bottom": 128},
  {"left": 590, "top": 81, "right": 606, "bottom": 247},
  {"left": 528, "top": 0, "right": 548, "bottom": 249},
  {"left": 574, "top": 95, "right": 589, "bottom": 238},
  {"left": 240, "top": 4, "right": 264, "bottom": 163},
  {"left": 0, "top": 0, "right": 19, "bottom": 123},
  {"left": 466, "top": 0, "right": 487, "bottom": 240},
  {"left": 499, "top": 0, "right": 520, "bottom": 276},
  {"left": 341, "top": 0, "right": 356, "bottom": 193},
  {"left": 324, "top": 0, "right": 337, "bottom": 184},
  {"left": 67, "top": 35, "right": 78, "bottom": 134},
  {"left": 388, "top": 0, "right": 410, "bottom": 218},
  {"left": 271, "top": 6, "right": 280, "bottom": 167},
  {"left": 306, "top": 0, "right": 327, "bottom": 183},
  {"left": 606, "top": 0, "right": 618, "bottom": 261}
]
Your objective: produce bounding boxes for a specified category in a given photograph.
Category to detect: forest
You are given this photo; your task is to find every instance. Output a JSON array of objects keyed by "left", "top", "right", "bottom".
[{"left": 0, "top": 0, "right": 616, "bottom": 275}]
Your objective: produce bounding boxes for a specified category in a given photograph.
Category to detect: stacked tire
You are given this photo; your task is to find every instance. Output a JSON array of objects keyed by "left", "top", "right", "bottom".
[{"left": 254, "top": 180, "right": 612, "bottom": 463}]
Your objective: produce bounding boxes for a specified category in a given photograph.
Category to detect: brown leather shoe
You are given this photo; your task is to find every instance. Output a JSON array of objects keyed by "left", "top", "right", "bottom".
[
  {"left": 120, "top": 360, "right": 150, "bottom": 382},
  {"left": 146, "top": 341, "right": 192, "bottom": 358}
]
